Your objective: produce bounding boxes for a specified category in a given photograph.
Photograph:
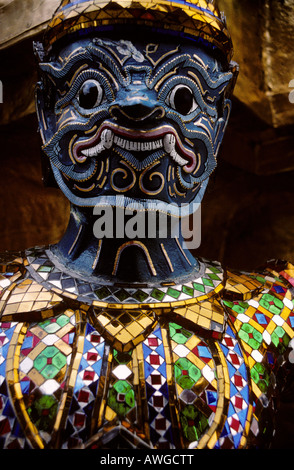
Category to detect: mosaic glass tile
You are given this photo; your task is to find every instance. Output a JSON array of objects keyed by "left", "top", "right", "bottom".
[
  {"left": 1, "top": 250, "right": 294, "bottom": 448},
  {"left": 43, "top": 0, "right": 233, "bottom": 62},
  {"left": 25, "top": 247, "right": 225, "bottom": 307}
]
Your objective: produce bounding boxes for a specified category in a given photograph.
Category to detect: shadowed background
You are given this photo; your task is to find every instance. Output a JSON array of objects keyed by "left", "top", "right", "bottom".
[{"left": 1, "top": 0, "right": 294, "bottom": 447}]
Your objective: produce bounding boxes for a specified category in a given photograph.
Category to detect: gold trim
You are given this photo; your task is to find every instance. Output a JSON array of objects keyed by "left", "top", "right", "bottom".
[
  {"left": 68, "top": 225, "right": 83, "bottom": 255},
  {"left": 197, "top": 340, "right": 228, "bottom": 449},
  {"left": 160, "top": 243, "right": 174, "bottom": 273},
  {"left": 7, "top": 322, "right": 45, "bottom": 449},
  {"left": 92, "top": 239, "right": 103, "bottom": 270},
  {"left": 51, "top": 308, "right": 87, "bottom": 448},
  {"left": 112, "top": 241, "right": 157, "bottom": 277}
]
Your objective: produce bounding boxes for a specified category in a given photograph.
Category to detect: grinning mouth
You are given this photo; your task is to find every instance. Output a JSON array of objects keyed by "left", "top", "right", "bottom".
[{"left": 73, "top": 122, "right": 197, "bottom": 173}]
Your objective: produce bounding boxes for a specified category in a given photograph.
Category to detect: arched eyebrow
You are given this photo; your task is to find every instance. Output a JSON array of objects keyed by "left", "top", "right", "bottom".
[
  {"left": 39, "top": 44, "right": 128, "bottom": 88},
  {"left": 148, "top": 53, "right": 232, "bottom": 92}
]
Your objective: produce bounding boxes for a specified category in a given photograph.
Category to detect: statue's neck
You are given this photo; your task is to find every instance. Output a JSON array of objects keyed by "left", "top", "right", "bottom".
[{"left": 50, "top": 204, "right": 200, "bottom": 285}]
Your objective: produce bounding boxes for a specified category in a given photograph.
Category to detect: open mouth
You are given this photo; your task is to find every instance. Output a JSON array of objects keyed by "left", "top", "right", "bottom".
[{"left": 73, "top": 122, "right": 197, "bottom": 173}]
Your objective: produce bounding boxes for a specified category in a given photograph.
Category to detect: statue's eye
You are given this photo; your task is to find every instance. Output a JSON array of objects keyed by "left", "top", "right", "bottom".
[
  {"left": 78, "top": 79, "right": 103, "bottom": 109},
  {"left": 167, "top": 84, "right": 197, "bottom": 115}
]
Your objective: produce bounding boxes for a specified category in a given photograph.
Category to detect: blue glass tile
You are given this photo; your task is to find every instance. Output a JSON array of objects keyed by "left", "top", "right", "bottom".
[
  {"left": 155, "top": 342, "right": 165, "bottom": 358},
  {"left": 255, "top": 313, "right": 267, "bottom": 325},
  {"left": 228, "top": 361, "right": 236, "bottom": 378},
  {"left": 272, "top": 285, "right": 286, "bottom": 294},
  {"left": 153, "top": 327, "right": 163, "bottom": 340},
  {"left": 238, "top": 407, "right": 249, "bottom": 427},
  {"left": 157, "top": 362, "right": 167, "bottom": 378},
  {"left": 91, "top": 359, "right": 102, "bottom": 375},
  {"left": 220, "top": 422, "right": 231, "bottom": 438},
  {"left": 198, "top": 345, "right": 212, "bottom": 358},
  {"left": 142, "top": 342, "right": 152, "bottom": 358},
  {"left": 206, "top": 390, "right": 217, "bottom": 406},
  {"left": 233, "top": 433, "right": 241, "bottom": 448},
  {"left": 144, "top": 361, "right": 155, "bottom": 378},
  {"left": 21, "top": 336, "right": 33, "bottom": 350},
  {"left": 3, "top": 400, "right": 15, "bottom": 418},
  {"left": 239, "top": 385, "right": 249, "bottom": 402},
  {"left": 228, "top": 402, "right": 235, "bottom": 417},
  {"left": 20, "top": 380, "right": 30, "bottom": 394},
  {"left": 238, "top": 363, "right": 248, "bottom": 380}
]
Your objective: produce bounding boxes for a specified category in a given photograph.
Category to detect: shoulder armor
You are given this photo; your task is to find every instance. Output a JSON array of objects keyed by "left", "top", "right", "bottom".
[{"left": 0, "top": 252, "right": 65, "bottom": 323}]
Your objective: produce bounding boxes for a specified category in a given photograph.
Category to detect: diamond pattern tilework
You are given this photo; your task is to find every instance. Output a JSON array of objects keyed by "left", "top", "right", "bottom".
[
  {"left": 62, "top": 322, "right": 105, "bottom": 448},
  {"left": 17, "top": 311, "right": 75, "bottom": 445},
  {"left": 143, "top": 327, "right": 174, "bottom": 449},
  {"left": 107, "top": 348, "right": 136, "bottom": 422},
  {"left": 216, "top": 324, "right": 250, "bottom": 449},
  {"left": 169, "top": 322, "right": 218, "bottom": 445},
  {"left": 26, "top": 248, "right": 224, "bottom": 307},
  {"left": 0, "top": 322, "right": 27, "bottom": 449},
  {"left": 43, "top": 0, "right": 233, "bottom": 63}
]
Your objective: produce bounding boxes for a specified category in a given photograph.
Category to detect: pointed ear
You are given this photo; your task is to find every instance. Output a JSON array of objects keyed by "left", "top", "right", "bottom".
[
  {"left": 35, "top": 82, "right": 58, "bottom": 188},
  {"left": 213, "top": 61, "right": 238, "bottom": 157},
  {"left": 213, "top": 98, "right": 231, "bottom": 157},
  {"left": 35, "top": 81, "right": 56, "bottom": 145}
]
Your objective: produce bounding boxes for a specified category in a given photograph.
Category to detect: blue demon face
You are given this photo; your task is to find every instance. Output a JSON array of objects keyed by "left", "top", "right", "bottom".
[{"left": 36, "top": 37, "right": 233, "bottom": 215}]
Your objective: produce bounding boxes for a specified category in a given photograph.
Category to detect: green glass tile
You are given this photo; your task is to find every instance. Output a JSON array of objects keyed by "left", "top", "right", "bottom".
[
  {"left": 52, "top": 351, "right": 67, "bottom": 369},
  {"left": 271, "top": 327, "right": 290, "bottom": 352},
  {"left": 182, "top": 285, "right": 194, "bottom": 297},
  {"left": 95, "top": 286, "right": 111, "bottom": 300},
  {"left": 250, "top": 275, "right": 266, "bottom": 284},
  {"left": 169, "top": 323, "right": 193, "bottom": 344},
  {"left": 167, "top": 287, "right": 181, "bottom": 299},
  {"left": 108, "top": 380, "right": 135, "bottom": 416},
  {"left": 28, "top": 395, "right": 58, "bottom": 432},
  {"left": 192, "top": 282, "right": 205, "bottom": 293},
  {"left": 251, "top": 363, "right": 269, "bottom": 393},
  {"left": 113, "top": 349, "right": 132, "bottom": 365},
  {"left": 113, "top": 380, "right": 131, "bottom": 394},
  {"left": 174, "top": 358, "right": 201, "bottom": 389},
  {"left": 37, "top": 265, "right": 53, "bottom": 273},
  {"left": 207, "top": 272, "right": 221, "bottom": 281},
  {"left": 124, "top": 389, "right": 135, "bottom": 408},
  {"left": 180, "top": 405, "right": 208, "bottom": 442},
  {"left": 232, "top": 302, "right": 248, "bottom": 315},
  {"left": 41, "top": 364, "right": 59, "bottom": 380},
  {"left": 151, "top": 288, "right": 165, "bottom": 301},
  {"left": 202, "top": 277, "right": 214, "bottom": 288},
  {"left": 260, "top": 294, "right": 283, "bottom": 315},
  {"left": 208, "top": 266, "right": 222, "bottom": 274},
  {"left": 238, "top": 324, "right": 262, "bottom": 349},
  {"left": 56, "top": 314, "right": 70, "bottom": 327},
  {"left": 43, "top": 346, "right": 59, "bottom": 358},
  {"left": 114, "top": 289, "right": 131, "bottom": 302},
  {"left": 39, "top": 319, "right": 62, "bottom": 334},
  {"left": 132, "top": 289, "right": 149, "bottom": 302},
  {"left": 34, "top": 354, "right": 47, "bottom": 372}
]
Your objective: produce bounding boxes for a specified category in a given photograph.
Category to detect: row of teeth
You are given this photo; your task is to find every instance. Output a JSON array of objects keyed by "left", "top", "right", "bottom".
[{"left": 81, "top": 129, "right": 189, "bottom": 167}]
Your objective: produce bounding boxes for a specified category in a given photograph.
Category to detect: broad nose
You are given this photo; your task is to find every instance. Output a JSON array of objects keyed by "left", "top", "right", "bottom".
[{"left": 109, "top": 93, "right": 165, "bottom": 125}]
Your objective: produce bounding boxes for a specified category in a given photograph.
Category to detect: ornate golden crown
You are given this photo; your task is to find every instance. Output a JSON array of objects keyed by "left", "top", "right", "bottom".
[{"left": 44, "top": 0, "right": 233, "bottom": 62}]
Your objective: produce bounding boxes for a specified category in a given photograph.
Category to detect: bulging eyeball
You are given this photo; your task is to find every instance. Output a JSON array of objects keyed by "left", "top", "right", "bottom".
[
  {"left": 166, "top": 84, "right": 198, "bottom": 115},
  {"left": 78, "top": 79, "right": 104, "bottom": 109}
]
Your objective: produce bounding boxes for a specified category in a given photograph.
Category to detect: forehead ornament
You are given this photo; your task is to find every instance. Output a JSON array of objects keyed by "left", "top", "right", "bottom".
[{"left": 43, "top": 0, "right": 233, "bottom": 64}]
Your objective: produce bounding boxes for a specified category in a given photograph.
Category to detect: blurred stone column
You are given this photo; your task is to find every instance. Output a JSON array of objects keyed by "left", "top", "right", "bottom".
[{"left": 218, "top": 0, "right": 294, "bottom": 174}]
